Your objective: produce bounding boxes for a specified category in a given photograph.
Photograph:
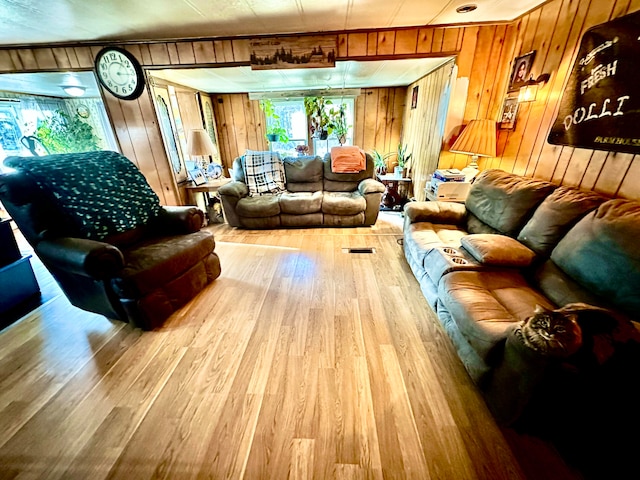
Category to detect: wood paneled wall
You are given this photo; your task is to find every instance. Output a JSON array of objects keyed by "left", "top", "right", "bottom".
[
  {"left": 439, "top": 0, "right": 640, "bottom": 200},
  {"left": 2, "top": 0, "right": 638, "bottom": 203},
  {"left": 211, "top": 87, "right": 405, "bottom": 165},
  {"left": 403, "top": 59, "right": 456, "bottom": 201}
]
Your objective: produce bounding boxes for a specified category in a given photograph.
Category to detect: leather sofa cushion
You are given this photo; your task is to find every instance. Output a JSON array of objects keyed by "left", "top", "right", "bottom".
[
  {"left": 115, "top": 230, "right": 215, "bottom": 297},
  {"left": 438, "top": 270, "right": 556, "bottom": 364},
  {"left": 236, "top": 195, "right": 281, "bottom": 218},
  {"left": 465, "top": 169, "right": 556, "bottom": 237},
  {"left": 284, "top": 156, "right": 323, "bottom": 182},
  {"left": 461, "top": 234, "right": 535, "bottom": 266},
  {"left": 551, "top": 199, "right": 640, "bottom": 316},
  {"left": 281, "top": 213, "right": 324, "bottom": 227},
  {"left": 517, "top": 186, "right": 607, "bottom": 257},
  {"left": 322, "top": 192, "right": 366, "bottom": 215},
  {"left": 322, "top": 153, "right": 373, "bottom": 183},
  {"left": 280, "top": 191, "right": 323, "bottom": 214}
]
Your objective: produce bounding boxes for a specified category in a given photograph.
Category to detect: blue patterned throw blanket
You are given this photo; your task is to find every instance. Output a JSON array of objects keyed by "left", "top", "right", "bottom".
[
  {"left": 243, "top": 150, "right": 286, "bottom": 196},
  {"left": 5, "top": 151, "right": 162, "bottom": 240}
]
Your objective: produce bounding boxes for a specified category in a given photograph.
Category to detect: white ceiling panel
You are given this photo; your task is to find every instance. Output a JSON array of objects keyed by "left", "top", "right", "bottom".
[
  {"left": 149, "top": 57, "right": 454, "bottom": 94},
  {"left": 0, "top": 0, "right": 547, "bottom": 46}
]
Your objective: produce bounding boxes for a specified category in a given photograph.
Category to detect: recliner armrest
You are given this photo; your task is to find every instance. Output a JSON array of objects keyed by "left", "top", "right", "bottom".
[
  {"left": 404, "top": 201, "right": 467, "bottom": 224},
  {"left": 155, "top": 206, "right": 204, "bottom": 233},
  {"left": 358, "top": 178, "right": 385, "bottom": 195},
  {"left": 36, "top": 237, "right": 124, "bottom": 279},
  {"left": 218, "top": 181, "right": 249, "bottom": 198}
]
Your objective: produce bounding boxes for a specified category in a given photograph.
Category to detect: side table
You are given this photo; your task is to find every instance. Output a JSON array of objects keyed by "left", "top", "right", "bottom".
[
  {"left": 185, "top": 177, "right": 232, "bottom": 224},
  {"left": 377, "top": 174, "right": 412, "bottom": 211}
]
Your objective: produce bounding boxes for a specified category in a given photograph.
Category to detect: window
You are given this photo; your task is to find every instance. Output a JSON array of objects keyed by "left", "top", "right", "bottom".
[{"left": 266, "top": 97, "right": 355, "bottom": 157}]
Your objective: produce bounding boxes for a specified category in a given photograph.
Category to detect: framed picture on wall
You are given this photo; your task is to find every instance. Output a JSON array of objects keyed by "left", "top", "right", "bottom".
[
  {"left": 499, "top": 95, "right": 519, "bottom": 130},
  {"left": 509, "top": 51, "right": 536, "bottom": 92}
]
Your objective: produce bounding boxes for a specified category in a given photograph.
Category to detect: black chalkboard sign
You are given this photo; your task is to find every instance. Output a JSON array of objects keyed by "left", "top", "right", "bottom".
[{"left": 548, "top": 10, "right": 640, "bottom": 154}]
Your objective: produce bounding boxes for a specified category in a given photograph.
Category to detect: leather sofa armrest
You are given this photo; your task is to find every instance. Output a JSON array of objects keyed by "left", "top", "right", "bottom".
[
  {"left": 404, "top": 201, "right": 467, "bottom": 224},
  {"left": 154, "top": 206, "right": 204, "bottom": 233},
  {"left": 36, "top": 237, "right": 124, "bottom": 279},
  {"left": 358, "top": 178, "right": 386, "bottom": 195},
  {"left": 485, "top": 323, "right": 582, "bottom": 424},
  {"left": 218, "top": 181, "right": 249, "bottom": 198}
]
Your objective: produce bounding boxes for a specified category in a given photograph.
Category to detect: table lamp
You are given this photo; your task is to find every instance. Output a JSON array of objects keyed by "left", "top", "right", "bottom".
[
  {"left": 449, "top": 119, "right": 496, "bottom": 182},
  {"left": 187, "top": 128, "right": 219, "bottom": 174}
]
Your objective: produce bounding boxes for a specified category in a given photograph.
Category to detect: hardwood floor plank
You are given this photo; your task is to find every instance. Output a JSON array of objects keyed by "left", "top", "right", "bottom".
[{"left": 0, "top": 212, "right": 582, "bottom": 480}]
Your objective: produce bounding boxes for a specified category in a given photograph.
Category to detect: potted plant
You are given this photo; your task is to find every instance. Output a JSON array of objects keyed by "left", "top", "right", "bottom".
[
  {"left": 304, "top": 96, "right": 334, "bottom": 139},
  {"left": 394, "top": 143, "right": 412, "bottom": 177},
  {"left": 330, "top": 103, "right": 350, "bottom": 145},
  {"left": 371, "top": 149, "right": 392, "bottom": 176},
  {"left": 259, "top": 99, "right": 290, "bottom": 143}
]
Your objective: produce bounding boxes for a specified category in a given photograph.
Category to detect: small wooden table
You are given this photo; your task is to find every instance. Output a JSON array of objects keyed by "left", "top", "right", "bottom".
[
  {"left": 185, "top": 178, "right": 232, "bottom": 224},
  {"left": 185, "top": 178, "right": 232, "bottom": 206},
  {"left": 377, "top": 174, "right": 412, "bottom": 211}
]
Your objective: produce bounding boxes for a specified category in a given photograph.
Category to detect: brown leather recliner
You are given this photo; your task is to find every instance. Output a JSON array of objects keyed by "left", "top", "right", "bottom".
[{"left": 0, "top": 150, "right": 221, "bottom": 330}]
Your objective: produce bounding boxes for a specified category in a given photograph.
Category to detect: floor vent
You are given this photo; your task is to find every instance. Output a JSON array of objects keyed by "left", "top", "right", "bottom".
[{"left": 342, "top": 247, "right": 376, "bottom": 254}]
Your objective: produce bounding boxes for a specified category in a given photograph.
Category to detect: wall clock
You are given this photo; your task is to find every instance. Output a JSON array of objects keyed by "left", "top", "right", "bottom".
[{"left": 94, "top": 47, "right": 145, "bottom": 100}]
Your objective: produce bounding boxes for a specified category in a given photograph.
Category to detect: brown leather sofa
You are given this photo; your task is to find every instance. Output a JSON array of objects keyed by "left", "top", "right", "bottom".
[
  {"left": 404, "top": 169, "right": 640, "bottom": 474},
  {"left": 0, "top": 151, "right": 221, "bottom": 330},
  {"left": 219, "top": 153, "right": 385, "bottom": 228}
]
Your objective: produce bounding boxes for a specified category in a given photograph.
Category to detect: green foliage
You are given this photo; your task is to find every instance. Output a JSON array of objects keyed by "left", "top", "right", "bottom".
[
  {"left": 396, "top": 143, "right": 412, "bottom": 168},
  {"left": 304, "top": 96, "right": 334, "bottom": 137},
  {"left": 35, "top": 110, "right": 100, "bottom": 154},
  {"left": 371, "top": 149, "right": 394, "bottom": 168},
  {"left": 329, "top": 103, "right": 350, "bottom": 140},
  {"left": 259, "top": 99, "right": 290, "bottom": 143}
]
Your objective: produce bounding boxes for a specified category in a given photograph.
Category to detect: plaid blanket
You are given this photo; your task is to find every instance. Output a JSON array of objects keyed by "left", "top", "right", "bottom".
[{"left": 243, "top": 150, "right": 286, "bottom": 196}]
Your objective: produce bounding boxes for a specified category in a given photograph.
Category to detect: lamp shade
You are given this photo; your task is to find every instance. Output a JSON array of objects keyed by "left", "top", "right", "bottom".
[
  {"left": 187, "top": 128, "right": 218, "bottom": 157},
  {"left": 449, "top": 119, "right": 497, "bottom": 158}
]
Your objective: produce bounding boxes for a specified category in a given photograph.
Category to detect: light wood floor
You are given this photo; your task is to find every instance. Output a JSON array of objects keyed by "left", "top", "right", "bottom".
[{"left": 0, "top": 213, "right": 582, "bottom": 479}]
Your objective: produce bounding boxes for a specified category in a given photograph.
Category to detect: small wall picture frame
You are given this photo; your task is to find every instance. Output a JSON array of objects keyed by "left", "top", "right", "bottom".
[
  {"left": 500, "top": 96, "right": 519, "bottom": 130},
  {"left": 509, "top": 50, "right": 536, "bottom": 92},
  {"left": 411, "top": 86, "right": 419, "bottom": 109},
  {"left": 188, "top": 166, "right": 206, "bottom": 185}
]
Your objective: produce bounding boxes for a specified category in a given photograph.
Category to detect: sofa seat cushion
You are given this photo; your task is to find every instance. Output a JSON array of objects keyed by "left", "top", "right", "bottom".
[
  {"left": 281, "top": 213, "right": 323, "bottom": 227},
  {"left": 236, "top": 195, "right": 281, "bottom": 218},
  {"left": 280, "top": 191, "right": 323, "bottom": 214},
  {"left": 438, "top": 270, "right": 556, "bottom": 364},
  {"left": 114, "top": 230, "right": 215, "bottom": 297},
  {"left": 322, "top": 191, "right": 366, "bottom": 215}
]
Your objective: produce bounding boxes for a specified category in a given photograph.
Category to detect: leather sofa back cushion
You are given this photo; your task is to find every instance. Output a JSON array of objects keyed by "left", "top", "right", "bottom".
[
  {"left": 551, "top": 199, "right": 640, "bottom": 316},
  {"left": 322, "top": 153, "right": 374, "bottom": 184},
  {"left": 284, "top": 156, "right": 323, "bottom": 193},
  {"left": 461, "top": 234, "right": 535, "bottom": 266},
  {"left": 517, "top": 186, "right": 608, "bottom": 256},
  {"left": 465, "top": 169, "right": 556, "bottom": 237}
]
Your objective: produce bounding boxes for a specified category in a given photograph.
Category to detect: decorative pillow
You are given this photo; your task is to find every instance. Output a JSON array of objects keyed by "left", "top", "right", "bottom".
[
  {"left": 243, "top": 150, "right": 286, "bottom": 196},
  {"left": 4, "top": 151, "right": 161, "bottom": 240},
  {"left": 461, "top": 234, "right": 536, "bottom": 266}
]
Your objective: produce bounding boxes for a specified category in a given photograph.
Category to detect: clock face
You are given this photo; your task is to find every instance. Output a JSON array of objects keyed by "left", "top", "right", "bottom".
[{"left": 94, "top": 47, "right": 145, "bottom": 100}]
